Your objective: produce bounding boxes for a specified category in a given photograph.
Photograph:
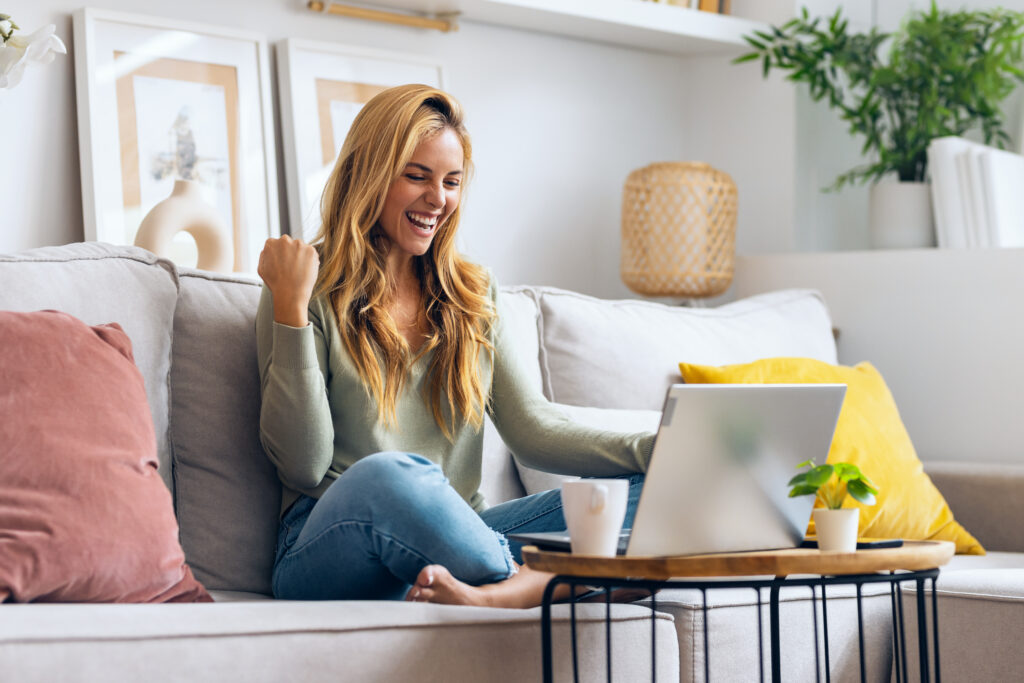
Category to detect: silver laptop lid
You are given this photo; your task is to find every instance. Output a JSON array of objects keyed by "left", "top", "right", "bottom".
[{"left": 626, "top": 383, "right": 846, "bottom": 558}]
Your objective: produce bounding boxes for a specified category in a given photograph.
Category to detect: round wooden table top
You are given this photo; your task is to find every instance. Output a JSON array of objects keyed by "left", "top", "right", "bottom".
[{"left": 522, "top": 540, "right": 955, "bottom": 580}]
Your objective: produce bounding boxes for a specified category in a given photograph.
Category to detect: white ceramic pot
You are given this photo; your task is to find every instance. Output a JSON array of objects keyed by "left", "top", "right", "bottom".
[
  {"left": 813, "top": 508, "right": 859, "bottom": 553},
  {"left": 868, "top": 181, "right": 936, "bottom": 249}
]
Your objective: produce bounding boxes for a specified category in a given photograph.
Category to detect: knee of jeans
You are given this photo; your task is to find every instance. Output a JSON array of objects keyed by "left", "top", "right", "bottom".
[
  {"left": 323, "top": 451, "right": 451, "bottom": 526},
  {"left": 344, "top": 451, "right": 444, "bottom": 489}
]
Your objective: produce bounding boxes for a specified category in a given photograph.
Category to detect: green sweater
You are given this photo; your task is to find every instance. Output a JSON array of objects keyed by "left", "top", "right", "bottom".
[{"left": 255, "top": 276, "right": 655, "bottom": 515}]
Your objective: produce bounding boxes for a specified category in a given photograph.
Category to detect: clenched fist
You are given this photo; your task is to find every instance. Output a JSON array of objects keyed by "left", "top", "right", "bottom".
[{"left": 258, "top": 235, "right": 320, "bottom": 327}]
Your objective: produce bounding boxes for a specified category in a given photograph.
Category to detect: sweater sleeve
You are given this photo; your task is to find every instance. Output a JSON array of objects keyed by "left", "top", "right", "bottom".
[
  {"left": 486, "top": 279, "right": 655, "bottom": 476},
  {"left": 255, "top": 286, "right": 335, "bottom": 491}
]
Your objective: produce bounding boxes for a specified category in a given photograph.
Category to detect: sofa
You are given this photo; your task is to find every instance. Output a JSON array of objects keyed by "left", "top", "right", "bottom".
[{"left": 1, "top": 241, "right": 1021, "bottom": 682}]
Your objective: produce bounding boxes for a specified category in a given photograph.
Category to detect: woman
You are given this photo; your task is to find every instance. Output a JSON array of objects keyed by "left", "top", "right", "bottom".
[{"left": 256, "top": 84, "right": 654, "bottom": 608}]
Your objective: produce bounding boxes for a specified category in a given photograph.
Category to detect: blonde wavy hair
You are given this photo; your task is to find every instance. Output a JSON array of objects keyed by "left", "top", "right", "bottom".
[{"left": 313, "top": 84, "right": 494, "bottom": 439}]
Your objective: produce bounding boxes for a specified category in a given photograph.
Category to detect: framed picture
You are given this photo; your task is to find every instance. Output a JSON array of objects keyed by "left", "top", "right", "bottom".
[
  {"left": 276, "top": 40, "right": 444, "bottom": 241},
  {"left": 73, "top": 8, "right": 279, "bottom": 274}
]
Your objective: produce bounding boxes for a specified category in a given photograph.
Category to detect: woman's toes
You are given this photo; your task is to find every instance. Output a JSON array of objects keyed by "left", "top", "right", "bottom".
[
  {"left": 407, "top": 565, "right": 449, "bottom": 601},
  {"left": 412, "top": 565, "right": 437, "bottom": 590}
]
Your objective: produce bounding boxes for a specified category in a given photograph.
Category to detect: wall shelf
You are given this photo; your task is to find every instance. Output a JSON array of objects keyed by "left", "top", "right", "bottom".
[{"left": 354, "top": 0, "right": 768, "bottom": 55}]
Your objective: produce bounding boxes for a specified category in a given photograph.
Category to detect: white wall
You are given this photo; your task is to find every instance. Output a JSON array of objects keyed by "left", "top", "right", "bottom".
[
  {"left": 733, "top": 248, "right": 1024, "bottom": 465},
  {"left": 677, "top": 56, "right": 796, "bottom": 253},
  {"left": 793, "top": 0, "right": 874, "bottom": 252},
  {"left": 0, "top": 0, "right": 797, "bottom": 298}
]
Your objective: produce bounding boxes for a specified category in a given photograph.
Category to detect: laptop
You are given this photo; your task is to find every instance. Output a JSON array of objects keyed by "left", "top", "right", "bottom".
[{"left": 509, "top": 383, "right": 846, "bottom": 557}]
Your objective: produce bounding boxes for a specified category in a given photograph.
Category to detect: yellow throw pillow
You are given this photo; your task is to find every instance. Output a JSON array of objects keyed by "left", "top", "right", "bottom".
[{"left": 678, "top": 358, "right": 984, "bottom": 555}]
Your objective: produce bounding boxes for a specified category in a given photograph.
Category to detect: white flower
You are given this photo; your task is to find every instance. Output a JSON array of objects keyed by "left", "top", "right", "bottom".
[{"left": 0, "top": 23, "right": 67, "bottom": 90}]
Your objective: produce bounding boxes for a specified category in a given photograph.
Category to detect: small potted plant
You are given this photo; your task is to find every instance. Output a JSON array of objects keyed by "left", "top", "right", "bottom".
[{"left": 788, "top": 459, "right": 878, "bottom": 552}]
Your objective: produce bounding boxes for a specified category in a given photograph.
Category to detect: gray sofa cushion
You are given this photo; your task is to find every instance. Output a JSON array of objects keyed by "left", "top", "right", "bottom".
[
  {"left": 536, "top": 287, "right": 838, "bottom": 410},
  {"left": 478, "top": 287, "right": 542, "bottom": 507},
  {"left": 0, "top": 600, "right": 678, "bottom": 682},
  {"left": 0, "top": 243, "right": 178, "bottom": 490},
  {"left": 170, "top": 269, "right": 279, "bottom": 594},
  {"left": 924, "top": 461, "right": 1024, "bottom": 552}
]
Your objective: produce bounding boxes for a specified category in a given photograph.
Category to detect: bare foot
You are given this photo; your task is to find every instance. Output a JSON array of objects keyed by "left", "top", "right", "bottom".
[
  {"left": 405, "top": 565, "right": 493, "bottom": 606},
  {"left": 404, "top": 564, "right": 650, "bottom": 608}
]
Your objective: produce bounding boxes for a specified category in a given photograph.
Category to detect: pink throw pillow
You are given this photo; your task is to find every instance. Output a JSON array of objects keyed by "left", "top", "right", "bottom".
[{"left": 0, "top": 310, "right": 211, "bottom": 603}]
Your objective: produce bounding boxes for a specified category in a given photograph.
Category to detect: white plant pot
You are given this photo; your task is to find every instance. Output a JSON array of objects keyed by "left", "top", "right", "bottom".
[
  {"left": 813, "top": 508, "right": 859, "bottom": 553},
  {"left": 868, "top": 181, "right": 936, "bottom": 249}
]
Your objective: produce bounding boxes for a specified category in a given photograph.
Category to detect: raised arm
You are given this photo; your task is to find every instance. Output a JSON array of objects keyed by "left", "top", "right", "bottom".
[
  {"left": 486, "top": 282, "right": 655, "bottom": 477},
  {"left": 255, "top": 237, "right": 334, "bottom": 491}
]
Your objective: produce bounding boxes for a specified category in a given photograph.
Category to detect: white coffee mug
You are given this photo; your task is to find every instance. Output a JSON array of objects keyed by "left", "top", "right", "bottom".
[{"left": 561, "top": 479, "right": 629, "bottom": 557}]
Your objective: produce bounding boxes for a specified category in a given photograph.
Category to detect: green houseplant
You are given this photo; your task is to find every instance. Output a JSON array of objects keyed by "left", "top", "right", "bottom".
[
  {"left": 735, "top": 2, "right": 1024, "bottom": 247},
  {"left": 788, "top": 459, "right": 878, "bottom": 552},
  {"left": 736, "top": 2, "right": 1024, "bottom": 189}
]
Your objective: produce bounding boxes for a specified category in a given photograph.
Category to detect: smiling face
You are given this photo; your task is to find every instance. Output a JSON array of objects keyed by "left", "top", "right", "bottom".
[{"left": 378, "top": 127, "right": 464, "bottom": 268}]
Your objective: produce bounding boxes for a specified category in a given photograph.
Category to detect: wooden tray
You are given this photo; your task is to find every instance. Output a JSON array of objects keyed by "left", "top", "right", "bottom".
[{"left": 522, "top": 540, "right": 955, "bottom": 580}]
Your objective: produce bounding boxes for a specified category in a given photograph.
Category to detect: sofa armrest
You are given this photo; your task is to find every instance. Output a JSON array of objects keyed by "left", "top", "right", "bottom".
[{"left": 925, "top": 460, "right": 1024, "bottom": 553}]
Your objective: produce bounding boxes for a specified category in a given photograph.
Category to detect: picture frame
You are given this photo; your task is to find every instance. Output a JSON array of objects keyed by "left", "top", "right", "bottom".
[
  {"left": 72, "top": 8, "right": 279, "bottom": 274},
  {"left": 276, "top": 39, "right": 444, "bottom": 241}
]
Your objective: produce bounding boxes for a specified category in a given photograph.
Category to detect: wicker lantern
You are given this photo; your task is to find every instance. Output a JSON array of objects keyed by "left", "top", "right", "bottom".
[{"left": 621, "top": 162, "right": 737, "bottom": 298}]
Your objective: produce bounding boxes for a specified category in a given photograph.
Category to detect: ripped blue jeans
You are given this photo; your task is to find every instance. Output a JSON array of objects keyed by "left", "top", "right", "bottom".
[{"left": 271, "top": 451, "right": 645, "bottom": 601}]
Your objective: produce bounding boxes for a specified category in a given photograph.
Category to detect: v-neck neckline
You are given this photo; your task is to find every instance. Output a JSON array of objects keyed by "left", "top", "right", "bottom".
[{"left": 409, "top": 345, "right": 434, "bottom": 373}]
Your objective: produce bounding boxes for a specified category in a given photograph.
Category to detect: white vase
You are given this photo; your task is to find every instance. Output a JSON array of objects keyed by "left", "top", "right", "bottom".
[
  {"left": 868, "top": 181, "right": 936, "bottom": 249},
  {"left": 813, "top": 508, "right": 859, "bottom": 553},
  {"left": 134, "top": 179, "right": 233, "bottom": 272}
]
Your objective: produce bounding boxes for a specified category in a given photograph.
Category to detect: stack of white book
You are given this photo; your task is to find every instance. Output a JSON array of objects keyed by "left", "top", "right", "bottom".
[{"left": 928, "top": 136, "right": 1024, "bottom": 248}]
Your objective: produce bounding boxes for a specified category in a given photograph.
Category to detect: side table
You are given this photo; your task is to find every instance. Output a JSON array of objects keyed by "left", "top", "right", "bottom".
[{"left": 524, "top": 540, "right": 954, "bottom": 683}]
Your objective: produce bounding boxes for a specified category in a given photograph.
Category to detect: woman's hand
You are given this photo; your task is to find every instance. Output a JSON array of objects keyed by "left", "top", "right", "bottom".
[{"left": 258, "top": 235, "right": 320, "bottom": 328}]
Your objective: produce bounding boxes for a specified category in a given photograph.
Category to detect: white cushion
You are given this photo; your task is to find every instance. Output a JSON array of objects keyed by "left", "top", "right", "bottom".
[
  {"left": 537, "top": 288, "right": 837, "bottom": 410},
  {"left": 495, "top": 286, "right": 543, "bottom": 390},
  {"left": 0, "top": 600, "right": 678, "bottom": 683},
  {"left": 514, "top": 404, "right": 662, "bottom": 496}
]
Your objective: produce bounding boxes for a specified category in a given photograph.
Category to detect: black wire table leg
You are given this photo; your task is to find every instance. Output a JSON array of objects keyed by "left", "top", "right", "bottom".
[
  {"left": 755, "top": 587, "right": 764, "bottom": 683},
  {"left": 822, "top": 583, "right": 831, "bottom": 683},
  {"left": 916, "top": 578, "right": 930, "bottom": 683},
  {"left": 605, "top": 587, "right": 612, "bottom": 683},
  {"left": 890, "top": 575, "right": 902, "bottom": 683},
  {"left": 931, "top": 576, "right": 941, "bottom": 683},
  {"left": 811, "top": 585, "right": 821, "bottom": 683},
  {"left": 856, "top": 582, "right": 866, "bottom": 683},
  {"left": 541, "top": 578, "right": 560, "bottom": 683},
  {"left": 651, "top": 588, "right": 658, "bottom": 683},
  {"left": 702, "top": 588, "right": 710, "bottom": 683},
  {"left": 896, "top": 581, "right": 909, "bottom": 683},
  {"left": 570, "top": 580, "right": 580, "bottom": 683},
  {"left": 770, "top": 581, "right": 782, "bottom": 683}
]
